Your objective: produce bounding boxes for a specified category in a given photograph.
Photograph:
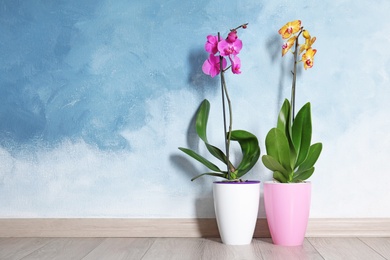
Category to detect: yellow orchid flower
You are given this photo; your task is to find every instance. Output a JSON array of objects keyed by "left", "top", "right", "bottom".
[
  {"left": 302, "top": 48, "right": 317, "bottom": 70},
  {"left": 299, "top": 30, "right": 316, "bottom": 54},
  {"left": 282, "top": 36, "right": 297, "bottom": 56},
  {"left": 278, "top": 20, "right": 301, "bottom": 39}
]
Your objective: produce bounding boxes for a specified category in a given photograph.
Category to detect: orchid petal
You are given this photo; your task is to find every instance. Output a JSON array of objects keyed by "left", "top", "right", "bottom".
[
  {"left": 278, "top": 20, "right": 301, "bottom": 39},
  {"left": 282, "top": 36, "right": 296, "bottom": 56},
  {"left": 230, "top": 56, "right": 241, "bottom": 74},
  {"left": 299, "top": 36, "right": 316, "bottom": 54},
  {"left": 202, "top": 54, "right": 227, "bottom": 77},
  {"left": 302, "top": 48, "right": 317, "bottom": 70},
  {"left": 218, "top": 39, "right": 242, "bottom": 56},
  {"left": 205, "top": 35, "right": 219, "bottom": 55}
]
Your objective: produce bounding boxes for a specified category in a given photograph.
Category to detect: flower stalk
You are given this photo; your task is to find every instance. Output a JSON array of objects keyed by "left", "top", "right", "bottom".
[
  {"left": 219, "top": 51, "right": 234, "bottom": 179},
  {"left": 290, "top": 28, "right": 303, "bottom": 122}
]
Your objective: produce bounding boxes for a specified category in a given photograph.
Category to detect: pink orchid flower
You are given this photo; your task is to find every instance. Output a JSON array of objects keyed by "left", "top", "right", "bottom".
[
  {"left": 218, "top": 37, "right": 242, "bottom": 56},
  {"left": 205, "top": 35, "right": 219, "bottom": 55},
  {"left": 229, "top": 55, "right": 241, "bottom": 74},
  {"left": 202, "top": 54, "right": 227, "bottom": 77}
]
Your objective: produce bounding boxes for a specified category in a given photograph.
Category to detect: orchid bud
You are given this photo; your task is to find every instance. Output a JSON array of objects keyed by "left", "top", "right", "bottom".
[
  {"left": 227, "top": 30, "right": 238, "bottom": 43},
  {"left": 303, "top": 30, "right": 311, "bottom": 39}
]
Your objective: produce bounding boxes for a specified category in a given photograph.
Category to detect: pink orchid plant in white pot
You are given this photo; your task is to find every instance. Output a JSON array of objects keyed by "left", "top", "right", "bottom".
[{"left": 179, "top": 24, "right": 261, "bottom": 245}]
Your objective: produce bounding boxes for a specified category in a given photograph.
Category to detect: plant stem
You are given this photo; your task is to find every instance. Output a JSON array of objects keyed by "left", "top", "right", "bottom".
[
  {"left": 218, "top": 33, "right": 231, "bottom": 180},
  {"left": 222, "top": 68, "right": 233, "bottom": 172},
  {"left": 218, "top": 32, "right": 233, "bottom": 180},
  {"left": 291, "top": 29, "right": 303, "bottom": 123},
  {"left": 231, "top": 23, "right": 248, "bottom": 31}
]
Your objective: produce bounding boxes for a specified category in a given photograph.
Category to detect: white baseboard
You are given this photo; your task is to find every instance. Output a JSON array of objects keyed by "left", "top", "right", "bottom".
[{"left": 0, "top": 218, "right": 389, "bottom": 237}]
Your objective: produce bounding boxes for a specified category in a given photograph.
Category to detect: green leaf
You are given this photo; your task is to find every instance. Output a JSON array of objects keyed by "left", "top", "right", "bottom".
[
  {"left": 277, "top": 99, "right": 291, "bottom": 135},
  {"left": 273, "top": 171, "right": 288, "bottom": 183},
  {"left": 296, "top": 142, "right": 323, "bottom": 174},
  {"left": 261, "top": 155, "right": 289, "bottom": 179},
  {"left": 276, "top": 99, "right": 296, "bottom": 166},
  {"left": 195, "top": 99, "right": 230, "bottom": 165},
  {"left": 178, "top": 147, "right": 222, "bottom": 172},
  {"left": 293, "top": 167, "right": 315, "bottom": 182},
  {"left": 292, "top": 102, "right": 312, "bottom": 168},
  {"left": 195, "top": 99, "right": 210, "bottom": 143},
  {"left": 204, "top": 143, "right": 229, "bottom": 166},
  {"left": 265, "top": 128, "right": 292, "bottom": 172},
  {"left": 229, "top": 130, "right": 261, "bottom": 178}
]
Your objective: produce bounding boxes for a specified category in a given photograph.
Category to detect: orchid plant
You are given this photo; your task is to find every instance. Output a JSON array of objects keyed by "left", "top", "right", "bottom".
[
  {"left": 262, "top": 20, "right": 322, "bottom": 183},
  {"left": 179, "top": 24, "right": 260, "bottom": 181}
]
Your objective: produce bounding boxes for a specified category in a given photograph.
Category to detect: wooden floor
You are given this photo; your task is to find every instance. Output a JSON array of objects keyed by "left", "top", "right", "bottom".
[{"left": 0, "top": 237, "right": 389, "bottom": 260}]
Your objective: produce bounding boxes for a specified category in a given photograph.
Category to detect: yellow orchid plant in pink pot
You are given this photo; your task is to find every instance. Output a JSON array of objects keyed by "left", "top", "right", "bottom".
[
  {"left": 262, "top": 20, "right": 323, "bottom": 247},
  {"left": 262, "top": 20, "right": 323, "bottom": 183}
]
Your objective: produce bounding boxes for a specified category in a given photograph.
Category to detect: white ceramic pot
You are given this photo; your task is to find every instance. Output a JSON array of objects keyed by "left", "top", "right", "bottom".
[{"left": 213, "top": 181, "right": 260, "bottom": 245}]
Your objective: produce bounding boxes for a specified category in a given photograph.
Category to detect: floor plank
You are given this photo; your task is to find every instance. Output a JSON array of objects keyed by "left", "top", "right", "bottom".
[
  {"left": 82, "top": 238, "right": 155, "bottom": 260},
  {"left": 142, "top": 238, "right": 264, "bottom": 260},
  {"left": 19, "top": 238, "right": 104, "bottom": 260},
  {"left": 253, "top": 238, "right": 324, "bottom": 260},
  {"left": 0, "top": 237, "right": 51, "bottom": 260},
  {"left": 308, "top": 237, "right": 386, "bottom": 260},
  {"left": 202, "top": 238, "right": 263, "bottom": 260},
  {"left": 359, "top": 237, "right": 390, "bottom": 259},
  {"left": 141, "top": 238, "right": 206, "bottom": 260}
]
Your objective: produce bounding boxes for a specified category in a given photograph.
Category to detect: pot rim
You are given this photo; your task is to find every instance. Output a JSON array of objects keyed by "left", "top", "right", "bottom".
[
  {"left": 263, "top": 180, "right": 311, "bottom": 185},
  {"left": 213, "top": 180, "right": 260, "bottom": 184}
]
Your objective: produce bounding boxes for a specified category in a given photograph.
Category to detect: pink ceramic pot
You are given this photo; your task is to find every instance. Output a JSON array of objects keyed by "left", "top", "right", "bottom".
[{"left": 263, "top": 181, "right": 311, "bottom": 246}]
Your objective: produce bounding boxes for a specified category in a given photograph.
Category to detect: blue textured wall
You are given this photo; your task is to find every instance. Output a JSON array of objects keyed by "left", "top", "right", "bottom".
[{"left": 1, "top": 0, "right": 389, "bottom": 217}]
